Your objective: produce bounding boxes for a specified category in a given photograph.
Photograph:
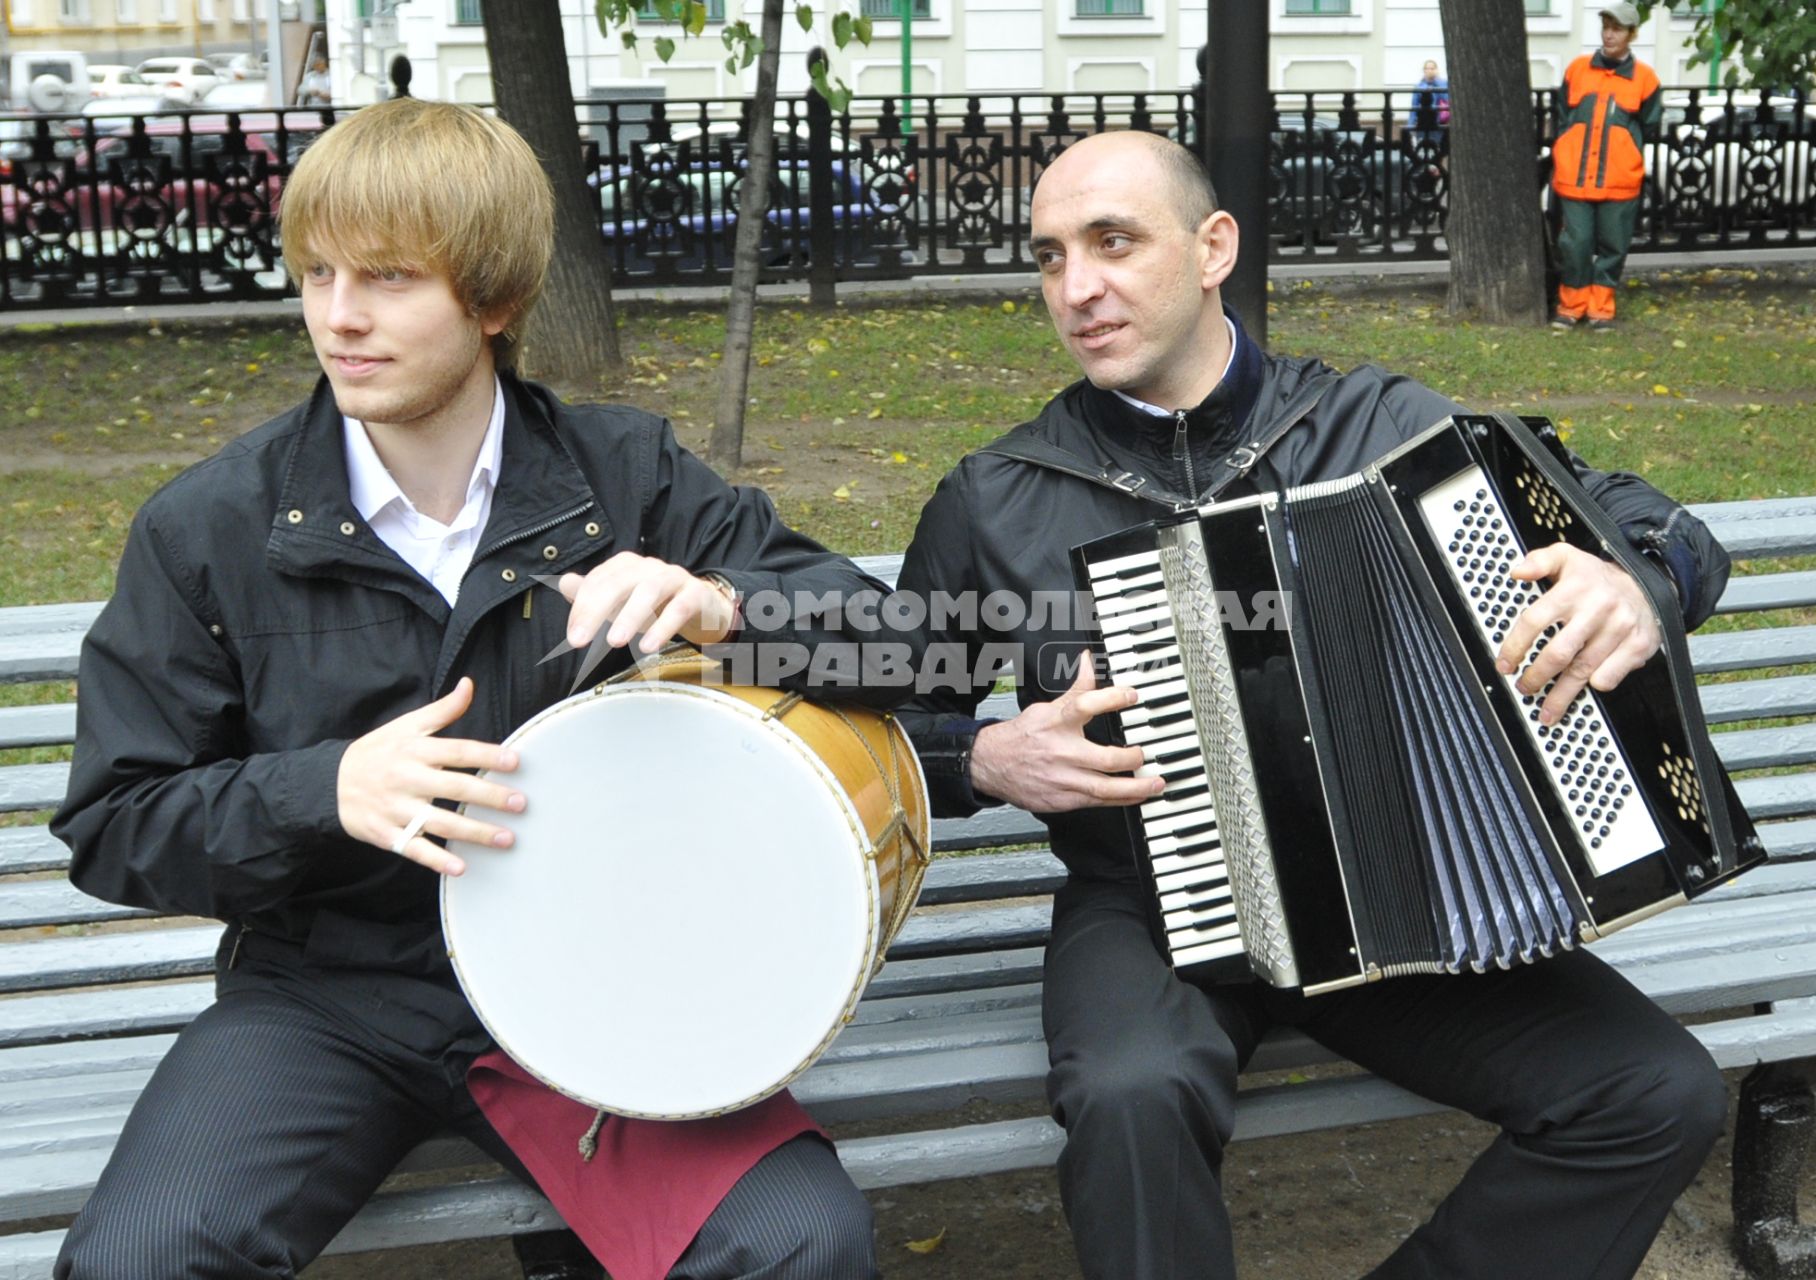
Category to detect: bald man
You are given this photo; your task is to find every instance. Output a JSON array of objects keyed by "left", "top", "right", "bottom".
[{"left": 894, "top": 131, "right": 1732, "bottom": 1280}]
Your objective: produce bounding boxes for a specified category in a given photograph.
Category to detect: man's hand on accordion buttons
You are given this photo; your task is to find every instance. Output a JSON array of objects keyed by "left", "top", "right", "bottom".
[
  {"left": 1497, "top": 543, "right": 1661, "bottom": 726},
  {"left": 970, "top": 660, "right": 1167, "bottom": 813}
]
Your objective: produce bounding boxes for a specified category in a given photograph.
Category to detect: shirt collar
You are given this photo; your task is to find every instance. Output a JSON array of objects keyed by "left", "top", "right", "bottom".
[
  {"left": 1112, "top": 316, "right": 1242, "bottom": 418},
  {"left": 343, "top": 376, "right": 506, "bottom": 526}
]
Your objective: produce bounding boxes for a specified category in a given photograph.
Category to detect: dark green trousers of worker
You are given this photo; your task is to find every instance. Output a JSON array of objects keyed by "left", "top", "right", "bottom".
[{"left": 1556, "top": 195, "right": 1640, "bottom": 321}]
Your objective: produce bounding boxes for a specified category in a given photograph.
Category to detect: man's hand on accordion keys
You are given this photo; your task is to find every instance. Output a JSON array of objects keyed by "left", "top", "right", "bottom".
[
  {"left": 971, "top": 661, "right": 1168, "bottom": 813},
  {"left": 1496, "top": 543, "right": 1662, "bottom": 726}
]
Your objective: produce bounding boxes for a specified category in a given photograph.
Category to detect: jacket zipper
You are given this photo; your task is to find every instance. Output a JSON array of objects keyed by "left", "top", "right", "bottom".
[
  {"left": 1172, "top": 410, "right": 1198, "bottom": 503},
  {"left": 474, "top": 501, "right": 596, "bottom": 564}
]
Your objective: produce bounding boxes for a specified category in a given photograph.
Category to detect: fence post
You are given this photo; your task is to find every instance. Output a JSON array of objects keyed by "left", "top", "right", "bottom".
[{"left": 806, "top": 48, "right": 838, "bottom": 307}]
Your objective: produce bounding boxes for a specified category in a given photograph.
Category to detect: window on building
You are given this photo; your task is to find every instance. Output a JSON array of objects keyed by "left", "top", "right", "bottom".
[
  {"left": 1525, "top": 0, "right": 1550, "bottom": 14},
  {"left": 454, "top": 0, "right": 482, "bottom": 23},
  {"left": 160, "top": 0, "right": 177, "bottom": 19},
  {"left": 1283, "top": 0, "right": 1352, "bottom": 14},
  {"left": 233, "top": 0, "right": 250, "bottom": 18},
  {"left": 858, "top": 0, "right": 932, "bottom": 18},
  {"left": 116, "top": 0, "right": 136, "bottom": 19},
  {"left": 1669, "top": 0, "right": 1713, "bottom": 13},
  {"left": 638, "top": 0, "right": 727, "bottom": 19},
  {"left": 1075, "top": 0, "right": 1143, "bottom": 14},
  {"left": 59, "top": 0, "right": 91, "bottom": 21},
  {"left": 198, "top": 0, "right": 213, "bottom": 18}
]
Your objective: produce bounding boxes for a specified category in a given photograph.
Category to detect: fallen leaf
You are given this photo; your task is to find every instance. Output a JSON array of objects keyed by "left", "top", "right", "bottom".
[
  {"left": 833, "top": 484, "right": 852, "bottom": 500},
  {"left": 904, "top": 1227, "right": 947, "bottom": 1255}
]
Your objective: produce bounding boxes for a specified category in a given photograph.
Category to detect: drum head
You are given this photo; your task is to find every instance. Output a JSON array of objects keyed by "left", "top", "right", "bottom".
[{"left": 443, "top": 685, "right": 877, "bottom": 1119}]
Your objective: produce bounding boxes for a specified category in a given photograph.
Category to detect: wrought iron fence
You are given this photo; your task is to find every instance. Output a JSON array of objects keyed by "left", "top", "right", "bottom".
[{"left": 1, "top": 85, "right": 1809, "bottom": 310}]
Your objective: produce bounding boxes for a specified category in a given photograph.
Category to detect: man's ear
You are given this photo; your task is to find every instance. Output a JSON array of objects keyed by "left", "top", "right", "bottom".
[
  {"left": 479, "top": 306, "right": 512, "bottom": 339},
  {"left": 1197, "top": 209, "right": 1240, "bottom": 293}
]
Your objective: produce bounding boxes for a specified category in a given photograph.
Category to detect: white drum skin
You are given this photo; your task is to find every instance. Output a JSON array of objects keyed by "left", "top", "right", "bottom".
[{"left": 443, "top": 676, "right": 926, "bottom": 1120}]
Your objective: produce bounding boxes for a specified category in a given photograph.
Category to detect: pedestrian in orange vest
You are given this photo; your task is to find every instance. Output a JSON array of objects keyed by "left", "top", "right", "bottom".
[{"left": 1551, "top": 1, "right": 1661, "bottom": 331}]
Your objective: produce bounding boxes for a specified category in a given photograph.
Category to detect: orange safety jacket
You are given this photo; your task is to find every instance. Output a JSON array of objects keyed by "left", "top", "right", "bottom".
[{"left": 1552, "top": 51, "right": 1661, "bottom": 201}]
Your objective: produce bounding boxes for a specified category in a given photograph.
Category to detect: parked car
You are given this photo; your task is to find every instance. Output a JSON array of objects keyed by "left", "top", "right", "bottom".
[
  {"left": 133, "top": 57, "right": 219, "bottom": 104},
  {"left": 3, "top": 113, "right": 320, "bottom": 262},
  {"left": 200, "top": 81, "right": 275, "bottom": 112},
  {"left": 1268, "top": 113, "right": 1409, "bottom": 244},
  {"left": 87, "top": 65, "right": 155, "bottom": 100},
  {"left": 592, "top": 155, "right": 905, "bottom": 274}
]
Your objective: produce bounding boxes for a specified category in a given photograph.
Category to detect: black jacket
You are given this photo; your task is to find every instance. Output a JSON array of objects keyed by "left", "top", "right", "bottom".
[
  {"left": 896, "top": 314, "right": 1731, "bottom": 884},
  {"left": 54, "top": 373, "right": 897, "bottom": 974}
]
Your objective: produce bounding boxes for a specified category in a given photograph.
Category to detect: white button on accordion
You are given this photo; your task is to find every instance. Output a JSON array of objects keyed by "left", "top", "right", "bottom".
[{"left": 1073, "top": 414, "right": 1763, "bottom": 996}]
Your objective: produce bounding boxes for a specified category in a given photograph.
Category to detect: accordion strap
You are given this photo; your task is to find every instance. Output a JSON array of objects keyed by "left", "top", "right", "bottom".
[{"left": 978, "top": 372, "right": 1340, "bottom": 511}]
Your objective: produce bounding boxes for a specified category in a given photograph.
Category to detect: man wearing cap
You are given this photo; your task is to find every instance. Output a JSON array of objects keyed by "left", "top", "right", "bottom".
[{"left": 1551, "top": 1, "right": 1661, "bottom": 330}]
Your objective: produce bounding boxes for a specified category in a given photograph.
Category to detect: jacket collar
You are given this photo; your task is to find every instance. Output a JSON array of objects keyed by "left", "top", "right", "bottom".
[
  {"left": 1075, "top": 304, "right": 1266, "bottom": 462},
  {"left": 1591, "top": 49, "right": 1637, "bottom": 77},
  {"left": 267, "top": 371, "right": 601, "bottom": 592}
]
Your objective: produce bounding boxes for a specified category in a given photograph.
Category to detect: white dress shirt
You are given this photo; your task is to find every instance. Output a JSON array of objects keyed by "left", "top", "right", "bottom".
[
  {"left": 1113, "top": 317, "right": 1241, "bottom": 418},
  {"left": 342, "top": 378, "right": 505, "bottom": 607}
]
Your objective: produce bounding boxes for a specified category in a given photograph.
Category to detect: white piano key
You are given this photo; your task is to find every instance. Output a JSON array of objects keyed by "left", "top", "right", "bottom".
[
  {"left": 1102, "top": 618, "right": 1176, "bottom": 651},
  {"left": 1169, "top": 935, "right": 1247, "bottom": 970},
  {"left": 1149, "top": 840, "right": 1223, "bottom": 872},
  {"left": 1087, "top": 548, "right": 1162, "bottom": 579},
  {"left": 1156, "top": 863, "right": 1229, "bottom": 896},
  {"left": 1165, "top": 912, "right": 1242, "bottom": 942},
  {"left": 1093, "top": 579, "right": 1167, "bottom": 614},
  {"left": 1122, "top": 678, "right": 1190, "bottom": 708},
  {"left": 1160, "top": 884, "right": 1234, "bottom": 915},
  {"left": 1141, "top": 790, "right": 1215, "bottom": 822}
]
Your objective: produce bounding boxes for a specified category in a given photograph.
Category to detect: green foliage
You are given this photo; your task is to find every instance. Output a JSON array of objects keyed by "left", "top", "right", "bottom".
[
  {"left": 596, "top": 0, "right": 868, "bottom": 106},
  {"left": 1636, "top": 0, "right": 1816, "bottom": 91}
]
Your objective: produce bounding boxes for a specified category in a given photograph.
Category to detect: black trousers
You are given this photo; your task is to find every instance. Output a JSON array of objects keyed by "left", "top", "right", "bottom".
[
  {"left": 55, "top": 932, "right": 876, "bottom": 1280},
  {"left": 1043, "top": 879, "right": 1727, "bottom": 1280}
]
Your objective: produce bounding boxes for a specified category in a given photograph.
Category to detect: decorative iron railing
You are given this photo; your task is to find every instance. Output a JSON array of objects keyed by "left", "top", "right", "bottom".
[{"left": 0, "top": 85, "right": 1808, "bottom": 309}]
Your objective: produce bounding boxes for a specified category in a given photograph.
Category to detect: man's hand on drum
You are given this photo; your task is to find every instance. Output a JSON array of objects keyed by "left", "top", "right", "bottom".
[
  {"left": 1497, "top": 543, "right": 1661, "bottom": 726},
  {"left": 558, "top": 552, "right": 738, "bottom": 654},
  {"left": 336, "top": 677, "right": 525, "bottom": 877},
  {"left": 971, "top": 661, "right": 1167, "bottom": 813}
]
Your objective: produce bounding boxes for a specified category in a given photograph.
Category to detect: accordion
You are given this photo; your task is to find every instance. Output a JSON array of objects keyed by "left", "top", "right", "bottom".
[{"left": 1073, "top": 414, "right": 1763, "bottom": 995}]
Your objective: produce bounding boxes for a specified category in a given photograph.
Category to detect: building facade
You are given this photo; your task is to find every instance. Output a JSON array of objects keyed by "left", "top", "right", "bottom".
[{"left": 317, "top": 0, "right": 1733, "bottom": 110}]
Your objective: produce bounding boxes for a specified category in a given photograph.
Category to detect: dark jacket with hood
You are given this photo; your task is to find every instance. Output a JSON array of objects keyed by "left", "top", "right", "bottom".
[{"left": 895, "top": 311, "right": 1730, "bottom": 885}]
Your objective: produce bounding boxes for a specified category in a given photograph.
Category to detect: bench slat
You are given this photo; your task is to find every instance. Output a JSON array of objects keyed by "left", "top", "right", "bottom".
[
  {"left": 1690, "top": 498, "right": 1816, "bottom": 559},
  {"left": 1700, "top": 673, "right": 1816, "bottom": 725},
  {"left": 1712, "top": 721, "right": 1816, "bottom": 771},
  {"left": 1689, "top": 623, "right": 1816, "bottom": 674},
  {"left": 0, "top": 764, "right": 67, "bottom": 816},
  {"left": 0, "top": 705, "right": 74, "bottom": 752},
  {"left": 0, "top": 880, "right": 151, "bottom": 930},
  {"left": 0, "top": 828, "right": 66, "bottom": 876},
  {"left": 1735, "top": 773, "right": 1816, "bottom": 821},
  {"left": 1715, "top": 569, "right": 1816, "bottom": 615}
]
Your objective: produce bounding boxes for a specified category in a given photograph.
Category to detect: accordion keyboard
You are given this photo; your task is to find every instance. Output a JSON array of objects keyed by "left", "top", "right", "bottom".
[{"left": 1084, "top": 547, "right": 1245, "bottom": 972}]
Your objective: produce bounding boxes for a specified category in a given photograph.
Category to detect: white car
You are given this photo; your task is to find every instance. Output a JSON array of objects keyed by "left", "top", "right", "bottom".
[
  {"left": 87, "top": 64, "right": 154, "bottom": 99},
  {"left": 200, "top": 81, "right": 273, "bottom": 111},
  {"left": 134, "top": 56, "right": 220, "bottom": 103}
]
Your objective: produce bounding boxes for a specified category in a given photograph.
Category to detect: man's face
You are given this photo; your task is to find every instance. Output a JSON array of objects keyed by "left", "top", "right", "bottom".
[
  {"left": 1423, "top": 61, "right": 1438, "bottom": 80},
  {"left": 1601, "top": 16, "right": 1634, "bottom": 60},
  {"left": 1029, "top": 142, "right": 1228, "bottom": 410},
  {"left": 298, "top": 249, "right": 503, "bottom": 432}
]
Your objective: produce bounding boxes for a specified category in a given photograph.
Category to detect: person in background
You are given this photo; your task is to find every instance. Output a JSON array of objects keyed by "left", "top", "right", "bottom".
[
  {"left": 1407, "top": 58, "right": 1450, "bottom": 143},
  {"left": 1551, "top": 1, "right": 1661, "bottom": 330},
  {"left": 298, "top": 56, "right": 331, "bottom": 107}
]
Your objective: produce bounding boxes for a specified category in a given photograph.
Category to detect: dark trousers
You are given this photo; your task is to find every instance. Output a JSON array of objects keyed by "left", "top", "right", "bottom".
[
  {"left": 1556, "top": 195, "right": 1641, "bottom": 320},
  {"left": 55, "top": 939, "right": 876, "bottom": 1280},
  {"left": 1043, "top": 879, "right": 1726, "bottom": 1280}
]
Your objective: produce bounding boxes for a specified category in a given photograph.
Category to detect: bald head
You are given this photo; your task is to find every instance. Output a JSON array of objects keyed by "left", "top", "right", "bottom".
[{"left": 1038, "top": 130, "right": 1219, "bottom": 231}]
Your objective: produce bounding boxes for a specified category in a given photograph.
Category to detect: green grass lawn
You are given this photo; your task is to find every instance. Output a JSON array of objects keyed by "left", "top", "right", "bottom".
[{"left": 1, "top": 265, "right": 1811, "bottom": 610}]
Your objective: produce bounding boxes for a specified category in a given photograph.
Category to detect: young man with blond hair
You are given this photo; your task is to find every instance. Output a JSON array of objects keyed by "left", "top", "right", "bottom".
[
  {"left": 53, "top": 97, "right": 886, "bottom": 1280},
  {"left": 897, "top": 128, "right": 1732, "bottom": 1279},
  {"left": 1551, "top": 1, "right": 1661, "bottom": 330}
]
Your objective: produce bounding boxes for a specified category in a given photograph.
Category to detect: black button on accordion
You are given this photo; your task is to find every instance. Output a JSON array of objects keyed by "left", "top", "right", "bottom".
[{"left": 1072, "top": 413, "right": 1763, "bottom": 995}]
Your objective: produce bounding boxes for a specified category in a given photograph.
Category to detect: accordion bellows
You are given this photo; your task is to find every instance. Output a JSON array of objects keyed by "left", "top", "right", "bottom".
[{"left": 1075, "top": 415, "right": 1763, "bottom": 995}]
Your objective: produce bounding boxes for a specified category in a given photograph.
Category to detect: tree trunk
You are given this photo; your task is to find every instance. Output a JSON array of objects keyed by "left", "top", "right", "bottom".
[
  {"left": 1436, "top": 0, "right": 1549, "bottom": 326},
  {"left": 482, "top": 0, "right": 622, "bottom": 379},
  {"left": 708, "top": 0, "right": 786, "bottom": 473}
]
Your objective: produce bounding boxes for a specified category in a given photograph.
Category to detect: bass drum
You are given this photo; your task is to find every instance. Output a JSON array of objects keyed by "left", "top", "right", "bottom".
[{"left": 443, "top": 649, "right": 929, "bottom": 1120}]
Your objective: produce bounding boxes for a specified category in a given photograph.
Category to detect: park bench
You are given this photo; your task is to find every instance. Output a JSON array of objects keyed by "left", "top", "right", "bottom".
[{"left": 4, "top": 496, "right": 1816, "bottom": 1277}]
